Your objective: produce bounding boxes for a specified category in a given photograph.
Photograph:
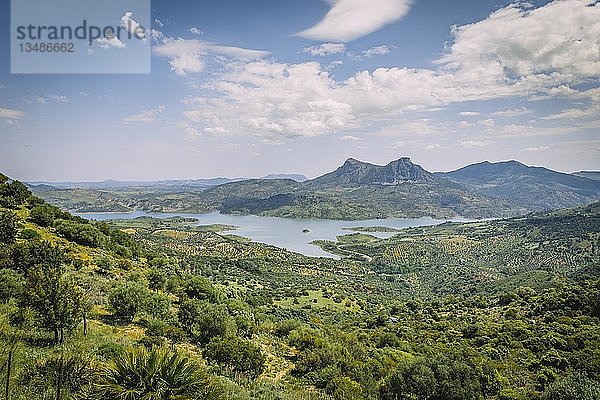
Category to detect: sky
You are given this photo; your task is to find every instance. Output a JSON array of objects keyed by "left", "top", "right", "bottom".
[{"left": 0, "top": 0, "right": 599, "bottom": 181}]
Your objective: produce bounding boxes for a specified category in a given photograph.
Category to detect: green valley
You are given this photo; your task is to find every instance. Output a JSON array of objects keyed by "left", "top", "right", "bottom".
[{"left": 1, "top": 172, "right": 599, "bottom": 399}]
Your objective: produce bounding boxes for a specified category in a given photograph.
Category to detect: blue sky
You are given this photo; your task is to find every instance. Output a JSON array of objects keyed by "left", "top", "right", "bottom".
[{"left": 1, "top": 0, "right": 599, "bottom": 180}]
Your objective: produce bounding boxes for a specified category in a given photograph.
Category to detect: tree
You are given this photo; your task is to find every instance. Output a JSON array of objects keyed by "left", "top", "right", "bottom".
[
  {"left": 95, "top": 346, "right": 224, "bottom": 400},
  {"left": 148, "top": 268, "right": 166, "bottom": 292},
  {"left": 22, "top": 266, "right": 85, "bottom": 344},
  {"left": 204, "top": 336, "right": 266, "bottom": 378},
  {"left": 0, "top": 211, "right": 19, "bottom": 244},
  {"left": 178, "top": 299, "right": 233, "bottom": 344},
  {"left": 144, "top": 292, "right": 171, "bottom": 319},
  {"left": 29, "top": 204, "right": 58, "bottom": 227},
  {"left": 108, "top": 281, "right": 150, "bottom": 323},
  {"left": 0, "top": 269, "right": 24, "bottom": 302},
  {"left": 182, "top": 275, "right": 221, "bottom": 302},
  {"left": 542, "top": 373, "right": 600, "bottom": 400},
  {"left": 11, "top": 239, "right": 65, "bottom": 274},
  {"left": 0, "top": 180, "right": 30, "bottom": 208},
  {"left": 54, "top": 220, "right": 106, "bottom": 248}
]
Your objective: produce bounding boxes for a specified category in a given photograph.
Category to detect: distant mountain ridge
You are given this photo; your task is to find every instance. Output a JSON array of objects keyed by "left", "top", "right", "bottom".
[
  {"left": 261, "top": 174, "right": 308, "bottom": 182},
  {"left": 573, "top": 171, "right": 600, "bottom": 181},
  {"left": 437, "top": 160, "right": 600, "bottom": 211},
  {"left": 308, "top": 157, "right": 437, "bottom": 186},
  {"left": 29, "top": 157, "right": 600, "bottom": 220}
]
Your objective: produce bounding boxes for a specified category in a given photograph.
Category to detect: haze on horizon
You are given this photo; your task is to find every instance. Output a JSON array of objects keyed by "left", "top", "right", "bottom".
[{"left": 1, "top": 0, "right": 599, "bottom": 181}]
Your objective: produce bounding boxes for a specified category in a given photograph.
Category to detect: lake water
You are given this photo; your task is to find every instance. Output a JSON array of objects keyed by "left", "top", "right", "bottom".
[{"left": 77, "top": 211, "right": 472, "bottom": 258}]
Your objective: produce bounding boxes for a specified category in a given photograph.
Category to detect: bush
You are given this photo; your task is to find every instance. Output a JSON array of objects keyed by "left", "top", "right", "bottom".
[
  {"left": 144, "top": 292, "right": 171, "bottom": 319},
  {"left": 96, "top": 346, "right": 224, "bottom": 399},
  {"left": 182, "top": 275, "right": 221, "bottom": 302},
  {"left": 205, "top": 336, "right": 266, "bottom": 378},
  {"left": 29, "top": 204, "right": 58, "bottom": 227},
  {"left": 178, "top": 299, "right": 234, "bottom": 344},
  {"left": 0, "top": 210, "right": 19, "bottom": 244},
  {"left": 55, "top": 219, "right": 106, "bottom": 247},
  {"left": 20, "top": 353, "right": 99, "bottom": 398},
  {"left": 20, "top": 228, "right": 40, "bottom": 240},
  {"left": 108, "top": 281, "right": 150, "bottom": 322},
  {"left": 542, "top": 374, "right": 600, "bottom": 400},
  {"left": 0, "top": 268, "right": 24, "bottom": 302}
]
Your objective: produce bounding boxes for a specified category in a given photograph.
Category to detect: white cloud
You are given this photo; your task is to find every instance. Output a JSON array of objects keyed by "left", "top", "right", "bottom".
[
  {"left": 462, "top": 140, "right": 490, "bottom": 148},
  {"left": 341, "top": 135, "right": 362, "bottom": 141},
  {"left": 25, "top": 95, "right": 68, "bottom": 105},
  {"left": 436, "top": 0, "right": 600, "bottom": 80},
  {"left": 179, "top": 0, "right": 600, "bottom": 139},
  {"left": 425, "top": 143, "right": 441, "bottom": 150},
  {"left": 363, "top": 45, "right": 392, "bottom": 58},
  {"left": 209, "top": 45, "right": 270, "bottom": 60},
  {"left": 477, "top": 119, "right": 495, "bottom": 127},
  {"left": 97, "top": 35, "right": 125, "bottom": 49},
  {"left": 524, "top": 146, "right": 550, "bottom": 152},
  {"left": 122, "top": 106, "right": 165, "bottom": 123},
  {"left": 296, "top": 0, "right": 412, "bottom": 42},
  {"left": 120, "top": 12, "right": 145, "bottom": 39},
  {"left": 0, "top": 107, "right": 24, "bottom": 120},
  {"left": 153, "top": 38, "right": 206, "bottom": 75},
  {"left": 154, "top": 18, "right": 164, "bottom": 28},
  {"left": 189, "top": 27, "right": 203, "bottom": 35},
  {"left": 154, "top": 37, "right": 269, "bottom": 75},
  {"left": 542, "top": 106, "right": 600, "bottom": 120},
  {"left": 458, "top": 121, "right": 472, "bottom": 128},
  {"left": 303, "top": 43, "right": 347, "bottom": 57},
  {"left": 492, "top": 107, "right": 532, "bottom": 117}
]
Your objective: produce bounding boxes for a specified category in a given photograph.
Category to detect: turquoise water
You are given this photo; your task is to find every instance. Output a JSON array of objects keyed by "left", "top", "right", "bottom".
[{"left": 77, "top": 211, "right": 472, "bottom": 258}]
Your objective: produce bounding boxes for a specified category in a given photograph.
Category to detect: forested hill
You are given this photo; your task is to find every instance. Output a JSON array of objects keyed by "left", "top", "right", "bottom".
[
  {"left": 1, "top": 172, "right": 600, "bottom": 399},
  {"left": 30, "top": 158, "right": 600, "bottom": 219}
]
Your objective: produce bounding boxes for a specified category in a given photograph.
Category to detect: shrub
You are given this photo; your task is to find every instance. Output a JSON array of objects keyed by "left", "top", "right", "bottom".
[
  {"left": 205, "top": 336, "right": 266, "bottom": 378},
  {"left": 96, "top": 346, "right": 224, "bottom": 399},
  {"left": 108, "top": 281, "right": 150, "bottom": 322}
]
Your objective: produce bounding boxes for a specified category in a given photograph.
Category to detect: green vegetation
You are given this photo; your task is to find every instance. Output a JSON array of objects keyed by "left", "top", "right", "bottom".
[{"left": 1, "top": 174, "right": 600, "bottom": 399}]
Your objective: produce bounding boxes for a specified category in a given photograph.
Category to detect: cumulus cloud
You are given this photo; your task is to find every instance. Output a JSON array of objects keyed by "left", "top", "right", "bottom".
[
  {"left": 296, "top": 0, "right": 412, "bottom": 42},
  {"left": 436, "top": 0, "right": 600, "bottom": 81},
  {"left": 122, "top": 105, "right": 165, "bottom": 123},
  {"left": 362, "top": 45, "right": 392, "bottom": 58},
  {"left": 189, "top": 27, "right": 203, "bottom": 35},
  {"left": 120, "top": 11, "right": 145, "bottom": 39},
  {"left": 154, "top": 39, "right": 206, "bottom": 75},
  {"left": 97, "top": 36, "right": 125, "bottom": 49},
  {"left": 303, "top": 43, "right": 347, "bottom": 56},
  {"left": 0, "top": 107, "right": 24, "bottom": 120},
  {"left": 153, "top": 35, "right": 269, "bottom": 75},
  {"left": 180, "top": 0, "right": 600, "bottom": 139}
]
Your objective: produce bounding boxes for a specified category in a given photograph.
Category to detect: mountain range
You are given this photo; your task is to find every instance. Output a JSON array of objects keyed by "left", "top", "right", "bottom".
[{"left": 28, "top": 158, "right": 600, "bottom": 220}]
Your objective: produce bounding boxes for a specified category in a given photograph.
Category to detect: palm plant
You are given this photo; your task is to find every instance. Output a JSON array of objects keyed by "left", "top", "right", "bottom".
[{"left": 95, "top": 346, "right": 224, "bottom": 400}]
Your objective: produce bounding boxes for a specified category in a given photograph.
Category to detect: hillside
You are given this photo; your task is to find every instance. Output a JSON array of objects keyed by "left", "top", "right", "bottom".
[
  {"left": 31, "top": 158, "right": 520, "bottom": 219},
  {"left": 308, "top": 157, "right": 437, "bottom": 185},
  {"left": 2, "top": 173, "right": 600, "bottom": 399},
  {"left": 437, "top": 160, "right": 600, "bottom": 211},
  {"left": 29, "top": 158, "right": 600, "bottom": 220},
  {"left": 574, "top": 171, "right": 600, "bottom": 181}
]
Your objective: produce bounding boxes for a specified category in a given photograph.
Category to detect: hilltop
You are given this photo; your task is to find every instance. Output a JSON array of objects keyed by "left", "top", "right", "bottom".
[{"left": 29, "top": 157, "right": 600, "bottom": 220}]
